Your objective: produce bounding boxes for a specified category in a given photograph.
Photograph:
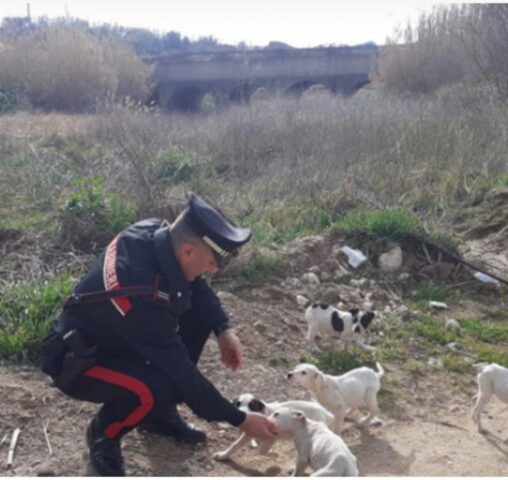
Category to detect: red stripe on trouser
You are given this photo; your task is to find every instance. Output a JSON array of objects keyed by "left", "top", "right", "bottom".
[{"left": 84, "top": 366, "right": 154, "bottom": 439}]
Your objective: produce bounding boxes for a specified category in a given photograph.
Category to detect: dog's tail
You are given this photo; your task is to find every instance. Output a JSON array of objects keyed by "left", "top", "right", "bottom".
[{"left": 375, "top": 362, "right": 385, "bottom": 379}]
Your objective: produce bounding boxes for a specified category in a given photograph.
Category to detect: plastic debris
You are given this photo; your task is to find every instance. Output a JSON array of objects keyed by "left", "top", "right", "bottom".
[
  {"left": 474, "top": 272, "right": 501, "bottom": 287},
  {"left": 429, "top": 301, "right": 448, "bottom": 310},
  {"left": 340, "top": 246, "right": 367, "bottom": 268},
  {"left": 296, "top": 295, "right": 309, "bottom": 307}
]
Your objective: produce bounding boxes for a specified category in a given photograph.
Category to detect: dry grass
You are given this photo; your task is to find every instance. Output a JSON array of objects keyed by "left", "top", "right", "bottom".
[
  {"left": 0, "top": 24, "right": 152, "bottom": 112},
  {"left": 0, "top": 89, "right": 507, "bottom": 241}
]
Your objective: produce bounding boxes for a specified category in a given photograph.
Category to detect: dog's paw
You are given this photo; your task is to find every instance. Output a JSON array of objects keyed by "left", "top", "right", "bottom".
[{"left": 212, "top": 451, "right": 230, "bottom": 461}]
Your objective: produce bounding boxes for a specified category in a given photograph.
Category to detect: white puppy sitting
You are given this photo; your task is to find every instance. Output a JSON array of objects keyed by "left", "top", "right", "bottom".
[
  {"left": 472, "top": 363, "right": 508, "bottom": 433},
  {"left": 287, "top": 362, "right": 384, "bottom": 432},
  {"left": 305, "top": 303, "right": 375, "bottom": 353},
  {"left": 270, "top": 407, "right": 359, "bottom": 477},
  {"left": 213, "top": 393, "right": 334, "bottom": 461}
]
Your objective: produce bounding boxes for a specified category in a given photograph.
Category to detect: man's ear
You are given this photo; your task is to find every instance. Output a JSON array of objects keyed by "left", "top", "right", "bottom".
[{"left": 180, "top": 243, "right": 196, "bottom": 258}]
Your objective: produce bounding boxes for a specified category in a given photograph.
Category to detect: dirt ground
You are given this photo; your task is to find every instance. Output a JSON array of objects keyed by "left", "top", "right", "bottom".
[{"left": 1, "top": 194, "right": 508, "bottom": 477}]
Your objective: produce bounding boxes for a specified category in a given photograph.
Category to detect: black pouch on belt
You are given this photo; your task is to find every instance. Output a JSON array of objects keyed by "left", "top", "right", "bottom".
[
  {"left": 53, "top": 329, "right": 98, "bottom": 390},
  {"left": 41, "top": 322, "right": 68, "bottom": 378}
]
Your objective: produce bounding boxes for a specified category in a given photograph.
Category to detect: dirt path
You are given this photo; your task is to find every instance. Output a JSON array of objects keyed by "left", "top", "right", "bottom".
[
  {"left": 1, "top": 291, "right": 508, "bottom": 477},
  {"left": 1, "top": 363, "right": 507, "bottom": 477},
  {"left": 1, "top": 218, "right": 507, "bottom": 476}
]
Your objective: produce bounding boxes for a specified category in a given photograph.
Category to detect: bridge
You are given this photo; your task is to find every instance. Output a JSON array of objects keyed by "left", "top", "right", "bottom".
[{"left": 150, "top": 45, "right": 378, "bottom": 111}]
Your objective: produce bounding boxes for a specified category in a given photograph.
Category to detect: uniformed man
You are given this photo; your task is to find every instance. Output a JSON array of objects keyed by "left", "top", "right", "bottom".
[{"left": 41, "top": 192, "right": 278, "bottom": 476}]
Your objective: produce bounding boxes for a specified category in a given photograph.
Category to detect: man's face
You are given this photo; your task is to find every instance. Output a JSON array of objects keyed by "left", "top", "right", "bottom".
[{"left": 179, "top": 241, "right": 219, "bottom": 281}]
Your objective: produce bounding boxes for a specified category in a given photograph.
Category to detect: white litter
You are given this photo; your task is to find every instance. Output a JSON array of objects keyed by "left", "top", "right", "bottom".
[
  {"left": 474, "top": 272, "right": 501, "bottom": 287},
  {"left": 296, "top": 295, "right": 309, "bottom": 307},
  {"left": 340, "top": 246, "right": 367, "bottom": 268},
  {"left": 429, "top": 301, "right": 448, "bottom": 310}
]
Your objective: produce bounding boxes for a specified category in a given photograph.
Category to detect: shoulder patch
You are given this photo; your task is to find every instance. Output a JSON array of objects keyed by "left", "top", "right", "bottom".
[
  {"left": 331, "top": 311, "right": 344, "bottom": 332},
  {"left": 319, "top": 303, "right": 329, "bottom": 310}
]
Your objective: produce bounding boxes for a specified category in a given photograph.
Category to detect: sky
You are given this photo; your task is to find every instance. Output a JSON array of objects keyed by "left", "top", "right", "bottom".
[{"left": 0, "top": 1, "right": 442, "bottom": 47}]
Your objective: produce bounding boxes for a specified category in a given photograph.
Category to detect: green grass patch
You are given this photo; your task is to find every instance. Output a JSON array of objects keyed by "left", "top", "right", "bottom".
[
  {"left": 0, "top": 275, "right": 75, "bottom": 361},
  {"left": 301, "top": 348, "right": 375, "bottom": 375},
  {"left": 239, "top": 249, "right": 287, "bottom": 285},
  {"left": 247, "top": 203, "right": 335, "bottom": 244},
  {"left": 330, "top": 208, "right": 459, "bottom": 255},
  {"left": 407, "top": 280, "right": 461, "bottom": 305},
  {"left": 442, "top": 354, "right": 472, "bottom": 373},
  {"left": 461, "top": 317, "right": 508, "bottom": 343},
  {"left": 405, "top": 314, "right": 456, "bottom": 346},
  {"left": 331, "top": 208, "right": 422, "bottom": 241},
  {"left": 472, "top": 342, "right": 508, "bottom": 366}
]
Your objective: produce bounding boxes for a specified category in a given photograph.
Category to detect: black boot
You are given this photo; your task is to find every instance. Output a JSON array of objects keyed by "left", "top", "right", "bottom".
[
  {"left": 86, "top": 417, "right": 126, "bottom": 476},
  {"left": 139, "top": 406, "right": 207, "bottom": 445}
]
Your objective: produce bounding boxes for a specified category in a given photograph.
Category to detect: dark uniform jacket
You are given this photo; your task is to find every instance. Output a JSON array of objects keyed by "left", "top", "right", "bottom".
[{"left": 64, "top": 218, "right": 245, "bottom": 427}]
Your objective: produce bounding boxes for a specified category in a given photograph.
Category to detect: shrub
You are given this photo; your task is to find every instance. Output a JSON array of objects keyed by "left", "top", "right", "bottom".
[
  {"left": 59, "top": 177, "right": 136, "bottom": 251},
  {"left": 0, "top": 275, "right": 74, "bottom": 361},
  {"left": 0, "top": 23, "right": 153, "bottom": 112}
]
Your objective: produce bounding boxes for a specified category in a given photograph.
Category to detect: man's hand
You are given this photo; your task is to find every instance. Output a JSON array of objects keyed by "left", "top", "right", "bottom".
[
  {"left": 217, "top": 329, "right": 243, "bottom": 371},
  {"left": 239, "top": 412, "right": 278, "bottom": 440}
]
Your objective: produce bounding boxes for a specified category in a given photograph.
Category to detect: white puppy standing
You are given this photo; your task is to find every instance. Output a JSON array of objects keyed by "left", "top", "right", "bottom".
[
  {"left": 213, "top": 394, "right": 334, "bottom": 461},
  {"left": 472, "top": 363, "right": 508, "bottom": 433},
  {"left": 288, "top": 362, "right": 384, "bottom": 432},
  {"left": 270, "top": 406, "right": 359, "bottom": 477}
]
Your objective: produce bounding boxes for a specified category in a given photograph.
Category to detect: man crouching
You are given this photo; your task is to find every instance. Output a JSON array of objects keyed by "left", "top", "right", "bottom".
[{"left": 41, "top": 192, "right": 277, "bottom": 476}]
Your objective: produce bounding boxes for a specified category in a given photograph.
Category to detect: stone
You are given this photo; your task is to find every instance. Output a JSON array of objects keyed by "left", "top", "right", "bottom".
[
  {"left": 445, "top": 319, "right": 461, "bottom": 332},
  {"left": 302, "top": 272, "right": 320, "bottom": 286},
  {"left": 378, "top": 245, "right": 403, "bottom": 272},
  {"left": 217, "top": 291, "right": 235, "bottom": 300}
]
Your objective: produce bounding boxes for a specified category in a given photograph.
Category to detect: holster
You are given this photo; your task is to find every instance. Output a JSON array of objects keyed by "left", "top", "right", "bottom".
[{"left": 41, "top": 314, "right": 97, "bottom": 390}]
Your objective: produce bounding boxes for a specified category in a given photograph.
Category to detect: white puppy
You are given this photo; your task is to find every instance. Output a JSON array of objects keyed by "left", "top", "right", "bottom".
[
  {"left": 305, "top": 303, "right": 375, "bottom": 353},
  {"left": 271, "top": 407, "right": 359, "bottom": 477},
  {"left": 213, "top": 393, "right": 334, "bottom": 461},
  {"left": 287, "top": 362, "right": 384, "bottom": 432},
  {"left": 472, "top": 363, "right": 508, "bottom": 433}
]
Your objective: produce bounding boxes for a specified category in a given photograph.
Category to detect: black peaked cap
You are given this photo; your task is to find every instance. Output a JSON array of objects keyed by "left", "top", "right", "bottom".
[{"left": 185, "top": 192, "right": 252, "bottom": 256}]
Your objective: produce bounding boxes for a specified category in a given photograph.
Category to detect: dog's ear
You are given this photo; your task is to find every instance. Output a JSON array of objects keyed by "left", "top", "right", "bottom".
[
  {"left": 314, "top": 371, "right": 326, "bottom": 389},
  {"left": 292, "top": 410, "right": 307, "bottom": 424},
  {"left": 360, "top": 311, "right": 375, "bottom": 329},
  {"left": 248, "top": 399, "right": 266, "bottom": 413}
]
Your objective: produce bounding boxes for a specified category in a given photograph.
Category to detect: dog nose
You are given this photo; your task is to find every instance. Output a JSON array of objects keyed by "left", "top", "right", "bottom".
[{"left": 287, "top": 373, "right": 293, "bottom": 379}]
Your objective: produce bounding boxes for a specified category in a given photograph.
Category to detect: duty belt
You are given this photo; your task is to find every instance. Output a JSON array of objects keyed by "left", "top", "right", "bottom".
[{"left": 63, "top": 281, "right": 170, "bottom": 309}]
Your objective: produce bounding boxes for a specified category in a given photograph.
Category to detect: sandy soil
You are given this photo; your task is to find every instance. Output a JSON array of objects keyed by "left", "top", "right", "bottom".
[{"left": 1, "top": 285, "right": 508, "bottom": 477}]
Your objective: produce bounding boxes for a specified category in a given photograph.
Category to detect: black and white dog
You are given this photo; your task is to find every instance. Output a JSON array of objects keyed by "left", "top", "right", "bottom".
[{"left": 305, "top": 303, "right": 376, "bottom": 353}]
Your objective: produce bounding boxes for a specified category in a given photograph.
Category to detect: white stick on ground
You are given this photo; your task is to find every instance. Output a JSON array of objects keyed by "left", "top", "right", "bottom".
[
  {"left": 7, "top": 428, "right": 21, "bottom": 468},
  {"left": 43, "top": 421, "right": 53, "bottom": 456}
]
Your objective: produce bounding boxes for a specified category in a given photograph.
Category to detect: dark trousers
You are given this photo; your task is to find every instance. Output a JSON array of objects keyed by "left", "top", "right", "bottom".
[{"left": 59, "top": 308, "right": 212, "bottom": 439}]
